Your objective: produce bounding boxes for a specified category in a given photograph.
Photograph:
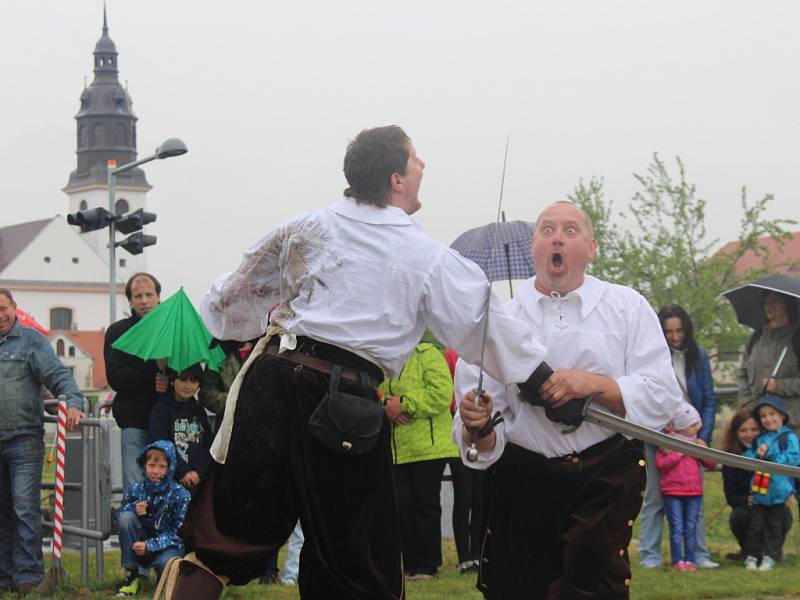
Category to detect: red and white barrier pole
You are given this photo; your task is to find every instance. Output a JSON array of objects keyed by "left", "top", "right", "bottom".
[{"left": 52, "top": 399, "right": 67, "bottom": 564}]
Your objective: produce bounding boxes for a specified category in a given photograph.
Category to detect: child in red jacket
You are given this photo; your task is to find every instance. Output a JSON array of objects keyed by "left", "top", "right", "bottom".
[{"left": 656, "top": 403, "right": 717, "bottom": 571}]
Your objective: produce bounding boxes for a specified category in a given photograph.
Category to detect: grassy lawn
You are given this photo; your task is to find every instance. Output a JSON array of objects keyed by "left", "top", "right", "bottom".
[{"left": 13, "top": 439, "right": 799, "bottom": 599}]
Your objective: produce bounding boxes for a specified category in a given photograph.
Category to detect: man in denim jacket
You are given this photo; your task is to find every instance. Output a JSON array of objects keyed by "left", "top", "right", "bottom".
[{"left": 0, "top": 288, "right": 83, "bottom": 594}]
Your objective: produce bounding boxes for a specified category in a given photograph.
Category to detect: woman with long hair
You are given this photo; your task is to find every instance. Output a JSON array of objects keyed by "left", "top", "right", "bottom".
[{"left": 638, "top": 304, "right": 719, "bottom": 568}]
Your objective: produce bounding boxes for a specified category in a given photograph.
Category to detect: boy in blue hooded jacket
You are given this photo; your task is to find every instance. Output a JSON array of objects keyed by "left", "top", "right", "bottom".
[
  {"left": 742, "top": 395, "right": 800, "bottom": 572},
  {"left": 115, "top": 440, "right": 191, "bottom": 595}
]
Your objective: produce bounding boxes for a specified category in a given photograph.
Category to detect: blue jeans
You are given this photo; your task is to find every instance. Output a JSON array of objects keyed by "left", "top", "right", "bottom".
[
  {"left": 638, "top": 444, "right": 711, "bottom": 566},
  {"left": 117, "top": 511, "right": 183, "bottom": 577},
  {"left": 120, "top": 428, "right": 151, "bottom": 491},
  {"left": 280, "top": 521, "right": 304, "bottom": 584},
  {"left": 0, "top": 435, "right": 44, "bottom": 589},
  {"left": 663, "top": 495, "right": 702, "bottom": 564}
]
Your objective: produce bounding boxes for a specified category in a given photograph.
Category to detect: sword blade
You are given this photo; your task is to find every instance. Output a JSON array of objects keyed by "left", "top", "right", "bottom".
[{"left": 584, "top": 406, "right": 800, "bottom": 477}]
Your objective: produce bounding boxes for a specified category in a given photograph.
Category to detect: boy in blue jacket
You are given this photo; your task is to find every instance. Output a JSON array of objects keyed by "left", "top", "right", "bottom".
[
  {"left": 115, "top": 440, "right": 191, "bottom": 596},
  {"left": 149, "top": 364, "right": 213, "bottom": 490},
  {"left": 742, "top": 395, "right": 800, "bottom": 572}
]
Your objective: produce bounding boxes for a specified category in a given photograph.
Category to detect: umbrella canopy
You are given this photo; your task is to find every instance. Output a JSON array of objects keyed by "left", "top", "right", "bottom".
[
  {"left": 15, "top": 307, "right": 50, "bottom": 336},
  {"left": 720, "top": 274, "right": 800, "bottom": 330},
  {"left": 111, "top": 288, "right": 226, "bottom": 372},
  {"left": 451, "top": 220, "right": 535, "bottom": 283}
]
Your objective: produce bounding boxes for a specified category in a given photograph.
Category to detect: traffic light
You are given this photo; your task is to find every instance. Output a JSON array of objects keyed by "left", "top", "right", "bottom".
[
  {"left": 118, "top": 232, "right": 157, "bottom": 255},
  {"left": 66, "top": 207, "right": 113, "bottom": 233},
  {"left": 116, "top": 208, "right": 157, "bottom": 234}
]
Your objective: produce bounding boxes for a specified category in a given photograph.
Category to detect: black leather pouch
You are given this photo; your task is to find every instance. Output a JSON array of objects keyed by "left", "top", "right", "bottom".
[{"left": 307, "top": 365, "right": 384, "bottom": 454}]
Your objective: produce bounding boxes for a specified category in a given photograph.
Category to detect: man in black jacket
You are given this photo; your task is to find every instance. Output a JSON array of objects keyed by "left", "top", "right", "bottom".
[{"left": 104, "top": 273, "right": 169, "bottom": 489}]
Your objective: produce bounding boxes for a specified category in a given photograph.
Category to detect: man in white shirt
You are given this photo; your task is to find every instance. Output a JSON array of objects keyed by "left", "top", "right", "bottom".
[
  {"left": 454, "top": 201, "right": 682, "bottom": 599},
  {"left": 176, "top": 126, "right": 552, "bottom": 600}
]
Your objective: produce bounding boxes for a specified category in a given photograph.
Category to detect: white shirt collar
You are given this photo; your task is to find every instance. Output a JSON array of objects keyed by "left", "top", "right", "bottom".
[
  {"left": 330, "top": 196, "right": 414, "bottom": 226},
  {"left": 516, "top": 275, "right": 606, "bottom": 325}
]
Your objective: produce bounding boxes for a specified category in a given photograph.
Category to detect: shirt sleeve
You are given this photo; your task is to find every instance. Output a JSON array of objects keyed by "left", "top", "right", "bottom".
[
  {"left": 384, "top": 347, "right": 453, "bottom": 419},
  {"left": 423, "top": 249, "right": 547, "bottom": 385},
  {"left": 451, "top": 358, "right": 510, "bottom": 469},
  {"left": 28, "top": 332, "right": 83, "bottom": 411},
  {"left": 696, "top": 349, "right": 718, "bottom": 444},
  {"left": 616, "top": 294, "right": 683, "bottom": 431},
  {"left": 200, "top": 224, "right": 288, "bottom": 341}
]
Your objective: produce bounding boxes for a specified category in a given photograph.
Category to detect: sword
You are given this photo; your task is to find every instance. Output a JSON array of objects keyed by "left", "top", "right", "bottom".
[
  {"left": 580, "top": 404, "right": 800, "bottom": 477},
  {"left": 466, "top": 136, "right": 510, "bottom": 463}
]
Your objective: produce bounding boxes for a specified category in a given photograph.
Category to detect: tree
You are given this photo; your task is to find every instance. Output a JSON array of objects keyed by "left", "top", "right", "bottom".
[{"left": 569, "top": 154, "right": 796, "bottom": 365}]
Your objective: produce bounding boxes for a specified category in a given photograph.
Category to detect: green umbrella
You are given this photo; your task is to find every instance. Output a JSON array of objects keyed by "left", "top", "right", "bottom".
[{"left": 111, "top": 287, "right": 226, "bottom": 372}]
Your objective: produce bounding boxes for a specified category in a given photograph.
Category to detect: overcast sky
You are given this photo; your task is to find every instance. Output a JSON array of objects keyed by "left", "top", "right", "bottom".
[{"left": 2, "top": 1, "right": 798, "bottom": 305}]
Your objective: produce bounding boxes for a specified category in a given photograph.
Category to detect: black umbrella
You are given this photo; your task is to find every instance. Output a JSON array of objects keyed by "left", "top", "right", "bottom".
[{"left": 720, "top": 274, "right": 800, "bottom": 330}]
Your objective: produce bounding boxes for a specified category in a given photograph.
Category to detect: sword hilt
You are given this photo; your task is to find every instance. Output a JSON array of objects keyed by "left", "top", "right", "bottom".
[{"left": 466, "top": 385, "right": 485, "bottom": 463}]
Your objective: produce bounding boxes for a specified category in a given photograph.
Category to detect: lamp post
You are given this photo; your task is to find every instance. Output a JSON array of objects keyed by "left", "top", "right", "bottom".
[{"left": 107, "top": 138, "right": 187, "bottom": 324}]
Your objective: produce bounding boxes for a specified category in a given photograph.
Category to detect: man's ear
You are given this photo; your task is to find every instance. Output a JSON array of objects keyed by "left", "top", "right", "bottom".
[
  {"left": 390, "top": 172, "right": 403, "bottom": 192},
  {"left": 589, "top": 239, "right": 599, "bottom": 262}
]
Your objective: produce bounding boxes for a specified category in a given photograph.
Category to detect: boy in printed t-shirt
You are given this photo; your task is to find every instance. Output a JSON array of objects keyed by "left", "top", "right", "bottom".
[{"left": 149, "top": 364, "right": 213, "bottom": 490}]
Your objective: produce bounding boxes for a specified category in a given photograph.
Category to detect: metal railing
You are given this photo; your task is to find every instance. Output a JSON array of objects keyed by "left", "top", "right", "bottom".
[{"left": 41, "top": 398, "right": 113, "bottom": 584}]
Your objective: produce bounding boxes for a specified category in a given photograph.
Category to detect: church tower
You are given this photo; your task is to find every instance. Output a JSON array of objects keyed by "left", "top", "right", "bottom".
[{"left": 63, "top": 7, "right": 151, "bottom": 278}]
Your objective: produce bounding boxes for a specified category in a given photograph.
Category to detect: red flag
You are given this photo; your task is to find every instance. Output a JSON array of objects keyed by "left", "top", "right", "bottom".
[{"left": 15, "top": 307, "right": 51, "bottom": 336}]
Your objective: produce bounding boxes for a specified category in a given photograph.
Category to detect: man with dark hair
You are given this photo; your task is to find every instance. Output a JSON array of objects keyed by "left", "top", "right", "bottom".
[
  {"left": 171, "top": 125, "right": 553, "bottom": 600},
  {"left": 104, "top": 273, "right": 169, "bottom": 490},
  {"left": 0, "top": 288, "right": 84, "bottom": 593},
  {"left": 342, "top": 125, "right": 413, "bottom": 206}
]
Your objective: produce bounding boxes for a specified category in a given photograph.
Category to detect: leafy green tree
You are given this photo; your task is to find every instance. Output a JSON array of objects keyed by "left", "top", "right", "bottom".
[{"left": 570, "top": 154, "right": 796, "bottom": 365}]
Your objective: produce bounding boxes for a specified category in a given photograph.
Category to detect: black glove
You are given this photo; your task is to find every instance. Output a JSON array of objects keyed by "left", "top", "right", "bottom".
[
  {"left": 543, "top": 396, "right": 591, "bottom": 428},
  {"left": 517, "top": 361, "right": 590, "bottom": 429},
  {"left": 517, "top": 361, "right": 554, "bottom": 406}
]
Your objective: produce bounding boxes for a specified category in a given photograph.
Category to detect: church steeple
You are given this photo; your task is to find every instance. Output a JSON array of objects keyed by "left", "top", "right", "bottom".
[{"left": 64, "top": 7, "right": 150, "bottom": 192}]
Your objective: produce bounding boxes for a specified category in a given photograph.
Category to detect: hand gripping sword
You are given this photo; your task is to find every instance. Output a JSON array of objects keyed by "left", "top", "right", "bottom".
[{"left": 466, "top": 138, "right": 510, "bottom": 463}]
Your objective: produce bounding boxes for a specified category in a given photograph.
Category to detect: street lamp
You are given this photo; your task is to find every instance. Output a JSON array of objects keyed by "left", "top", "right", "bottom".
[{"left": 107, "top": 138, "right": 188, "bottom": 324}]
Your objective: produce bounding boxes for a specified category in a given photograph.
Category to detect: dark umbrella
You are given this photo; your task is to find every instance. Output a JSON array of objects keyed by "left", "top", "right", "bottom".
[
  {"left": 721, "top": 274, "right": 800, "bottom": 395},
  {"left": 720, "top": 274, "right": 800, "bottom": 330},
  {"left": 451, "top": 217, "right": 534, "bottom": 297}
]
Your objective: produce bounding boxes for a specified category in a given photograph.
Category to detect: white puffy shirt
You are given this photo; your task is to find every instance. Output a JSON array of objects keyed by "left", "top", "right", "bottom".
[
  {"left": 201, "top": 197, "right": 547, "bottom": 382},
  {"left": 452, "top": 275, "right": 682, "bottom": 464}
]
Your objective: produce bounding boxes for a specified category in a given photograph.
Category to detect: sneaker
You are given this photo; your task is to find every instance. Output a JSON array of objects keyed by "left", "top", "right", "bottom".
[
  {"left": 640, "top": 562, "right": 661, "bottom": 569},
  {"left": 681, "top": 561, "right": 697, "bottom": 571},
  {"left": 116, "top": 573, "right": 141, "bottom": 596},
  {"left": 406, "top": 573, "right": 435, "bottom": 581},
  {"left": 758, "top": 556, "right": 776, "bottom": 571},
  {"left": 697, "top": 558, "right": 720, "bottom": 569},
  {"left": 673, "top": 561, "right": 686, "bottom": 570},
  {"left": 743, "top": 555, "right": 758, "bottom": 571}
]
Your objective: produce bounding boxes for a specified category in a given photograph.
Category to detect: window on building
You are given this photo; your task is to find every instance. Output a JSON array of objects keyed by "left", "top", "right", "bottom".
[
  {"left": 92, "top": 123, "right": 106, "bottom": 146},
  {"left": 115, "top": 198, "right": 129, "bottom": 216},
  {"left": 50, "top": 308, "right": 73, "bottom": 330},
  {"left": 115, "top": 123, "right": 127, "bottom": 145},
  {"left": 119, "top": 258, "right": 127, "bottom": 268},
  {"left": 56, "top": 339, "right": 65, "bottom": 357},
  {"left": 79, "top": 200, "right": 88, "bottom": 211},
  {"left": 68, "top": 346, "right": 76, "bottom": 358}
]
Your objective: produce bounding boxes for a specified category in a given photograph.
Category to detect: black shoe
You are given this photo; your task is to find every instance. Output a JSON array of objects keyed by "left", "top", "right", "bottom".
[
  {"left": 258, "top": 572, "right": 279, "bottom": 585},
  {"left": 725, "top": 552, "right": 742, "bottom": 561}
]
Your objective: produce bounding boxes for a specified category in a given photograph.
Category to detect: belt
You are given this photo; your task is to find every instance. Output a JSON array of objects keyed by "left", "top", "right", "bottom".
[
  {"left": 509, "top": 434, "right": 628, "bottom": 472},
  {"left": 265, "top": 336, "right": 382, "bottom": 385}
]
